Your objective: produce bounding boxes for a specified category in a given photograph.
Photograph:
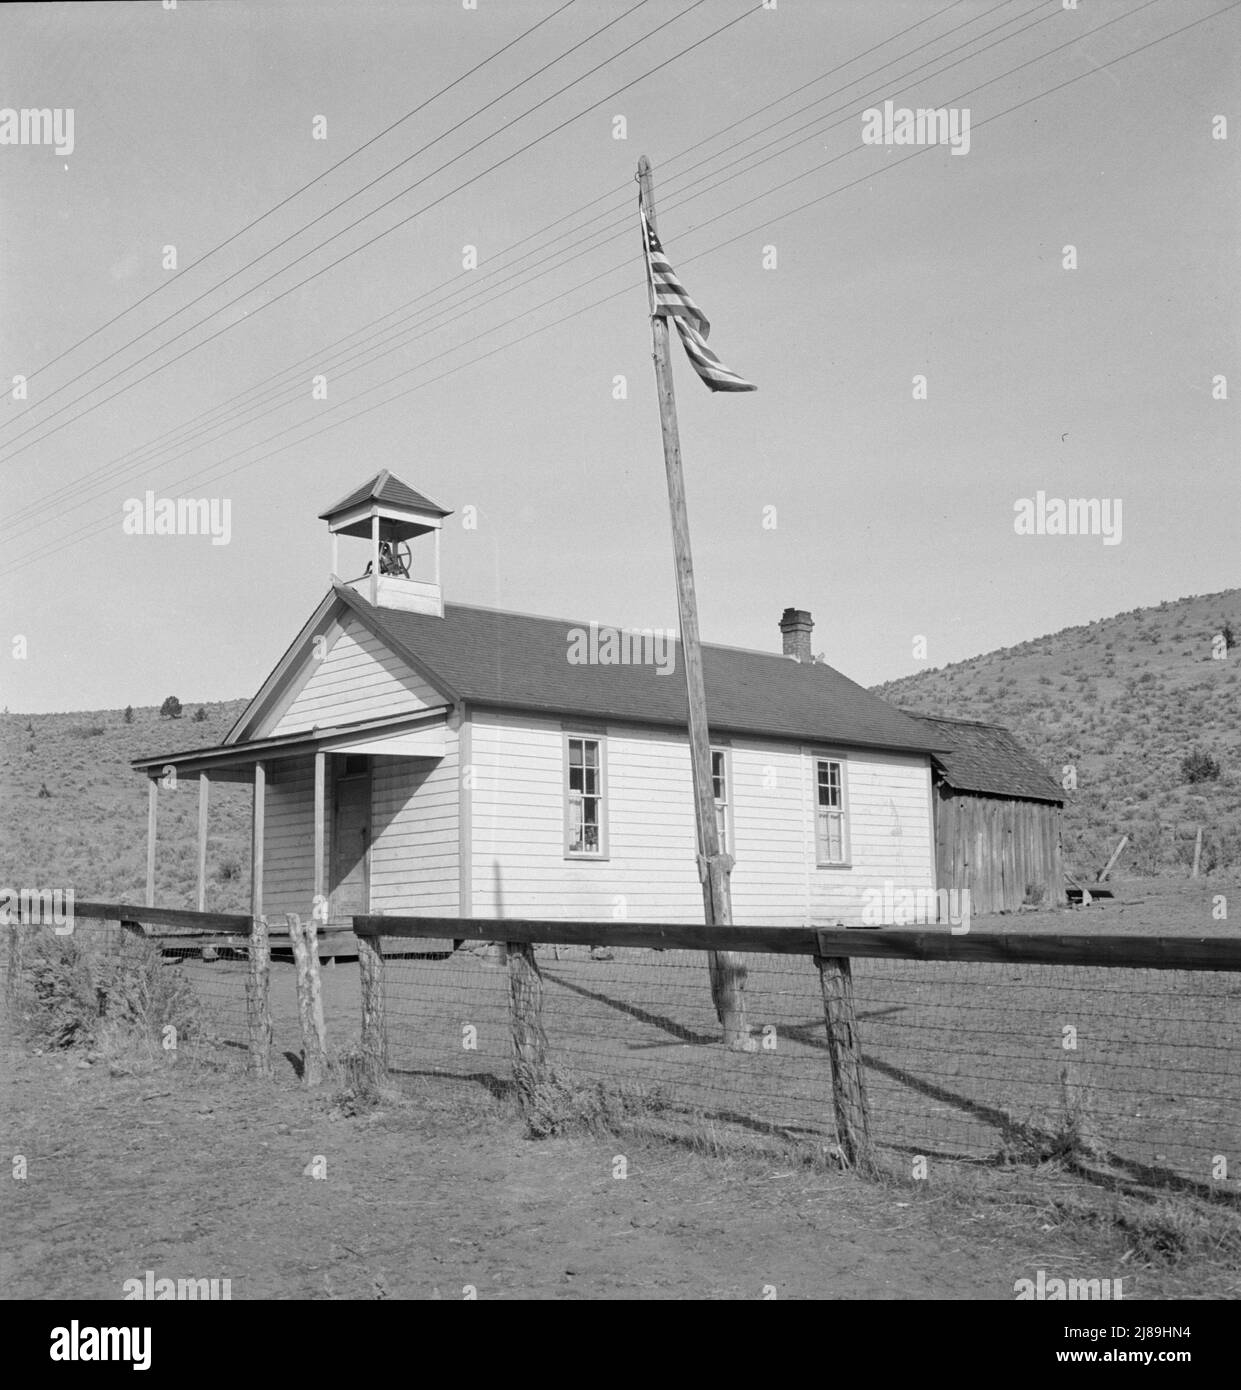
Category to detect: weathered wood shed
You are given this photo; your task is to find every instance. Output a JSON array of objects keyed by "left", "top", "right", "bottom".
[{"left": 913, "top": 714, "right": 1065, "bottom": 914}]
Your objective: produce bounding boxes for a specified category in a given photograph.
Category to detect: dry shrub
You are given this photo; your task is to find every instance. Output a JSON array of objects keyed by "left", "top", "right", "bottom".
[
  {"left": 521, "top": 1068, "right": 671, "bottom": 1138},
  {"left": 18, "top": 929, "right": 200, "bottom": 1054},
  {"left": 20, "top": 932, "right": 98, "bottom": 1049}
]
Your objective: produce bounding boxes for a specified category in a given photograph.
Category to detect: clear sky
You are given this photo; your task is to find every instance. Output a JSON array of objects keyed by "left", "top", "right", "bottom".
[{"left": 1, "top": 0, "right": 1237, "bottom": 713}]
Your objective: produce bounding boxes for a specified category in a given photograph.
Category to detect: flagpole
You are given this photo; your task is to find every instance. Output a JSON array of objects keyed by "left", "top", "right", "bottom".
[{"left": 637, "top": 154, "right": 748, "bottom": 1050}]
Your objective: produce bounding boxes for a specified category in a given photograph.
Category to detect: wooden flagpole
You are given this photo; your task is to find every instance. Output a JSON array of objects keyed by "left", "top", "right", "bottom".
[{"left": 637, "top": 155, "right": 749, "bottom": 1049}]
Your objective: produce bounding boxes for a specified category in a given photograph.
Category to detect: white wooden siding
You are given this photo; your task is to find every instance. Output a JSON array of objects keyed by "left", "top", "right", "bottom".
[
  {"left": 468, "top": 711, "right": 935, "bottom": 925},
  {"left": 269, "top": 614, "right": 443, "bottom": 736},
  {"left": 369, "top": 736, "right": 459, "bottom": 915},
  {"left": 261, "top": 755, "right": 316, "bottom": 920}
]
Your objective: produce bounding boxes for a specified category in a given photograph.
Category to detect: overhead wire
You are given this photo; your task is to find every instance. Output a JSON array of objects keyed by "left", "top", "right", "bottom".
[
  {"left": 0, "top": 0, "right": 731, "bottom": 455},
  {"left": 8, "top": 0, "right": 582, "bottom": 392},
  {"left": 1, "top": 0, "right": 1050, "bottom": 528},
  {"left": 3, "top": 0, "right": 1227, "bottom": 583}
]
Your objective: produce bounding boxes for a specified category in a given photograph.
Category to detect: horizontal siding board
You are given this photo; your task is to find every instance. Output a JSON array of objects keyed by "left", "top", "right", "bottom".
[
  {"left": 270, "top": 615, "right": 444, "bottom": 736},
  {"left": 368, "top": 736, "right": 459, "bottom": 915},
  {"left": 261, "top": 755, "right": 316, "bottom": 919},
  {"left": 470, "top": 709, "right": 936, "bottom": 926}
]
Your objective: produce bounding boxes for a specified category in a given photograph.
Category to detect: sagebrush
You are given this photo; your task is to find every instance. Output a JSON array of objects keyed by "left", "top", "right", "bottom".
[{"left": 15, "top": 929, "right": 201, "bottom": 1051}]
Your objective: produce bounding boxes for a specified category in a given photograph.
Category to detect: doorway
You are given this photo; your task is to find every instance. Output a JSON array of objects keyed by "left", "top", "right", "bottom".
[{"left": 330, "top": 763, "right": 370, "bottom": 925}]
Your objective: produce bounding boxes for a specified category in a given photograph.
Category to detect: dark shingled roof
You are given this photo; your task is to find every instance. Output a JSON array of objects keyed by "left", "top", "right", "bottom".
[
  {"left": 913, "top": 713, "right": 1063, "bottom": 803},
  {"left": 319, "top": 470, "right": 451, "bottom": 521},
  {"left": 338, "top": 586, "right": 945, "bottom": 756}
]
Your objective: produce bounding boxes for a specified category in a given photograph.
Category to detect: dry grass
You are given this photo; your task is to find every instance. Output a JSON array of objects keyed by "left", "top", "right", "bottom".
[
  {"left": 13, "top": 929, "right": 202, "bottom": 1071},
  {"left": 873, "top": 588, "right": 1241, "bottom": 877},
  {"left": 518, "top": 1066, "right": 1241, "bottom": 1291}
]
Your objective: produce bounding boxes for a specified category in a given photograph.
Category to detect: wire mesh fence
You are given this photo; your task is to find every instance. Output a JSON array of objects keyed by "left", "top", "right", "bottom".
[
  {"left": 4, "top": 908, "right": 1238, "bottom": 1189},
  {"left": 377, "top": 944, "right": 1240, "bottom": 1184}
]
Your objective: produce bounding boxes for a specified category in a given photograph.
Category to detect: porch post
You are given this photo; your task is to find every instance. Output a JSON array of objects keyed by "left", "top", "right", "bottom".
[
  {"left": 196, "top": 771, "right": 210, "bottom": 912},
  {"left": 313, "top": 750, "right": 326, "bottom": 922},
  {"left": 146, "top": 779, "right": 158, "bottom": 907},
  {"left": 251, "top": 760, "right": 265, "bottom": 918},
  {"left": 370, "top": 514, "right": 380, "bottom": 604}
]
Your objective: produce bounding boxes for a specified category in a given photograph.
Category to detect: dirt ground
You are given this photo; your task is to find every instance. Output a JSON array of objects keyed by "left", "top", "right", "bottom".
[
  {"left": 1, "top": 1037, "right": 1236, "bottom": 1302},
  {"left": 977, "top": 876, "right": 1236, "bottom": 936}
]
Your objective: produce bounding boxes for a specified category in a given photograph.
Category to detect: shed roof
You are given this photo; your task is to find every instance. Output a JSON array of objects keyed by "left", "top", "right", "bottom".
[
  {"left": 318, "top": 469, "right": 451, "bottom": 521},
  {"left": 337, "top": 586, "right": 945, "bottom": 756},
  {"left": 913, "top": 713, "right": 1064, "bottom": 803}
]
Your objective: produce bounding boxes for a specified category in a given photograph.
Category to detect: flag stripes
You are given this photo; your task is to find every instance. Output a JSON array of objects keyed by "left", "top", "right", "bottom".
[{"left": 641, "top": 206, "right": 756, "bottom": 393}]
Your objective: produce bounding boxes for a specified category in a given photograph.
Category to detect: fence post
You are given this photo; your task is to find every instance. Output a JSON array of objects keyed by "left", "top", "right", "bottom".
[
  {"left": 813, "top": 939, "right": 875, "bottom": 1174},
  {"left": 507, "top": 940, "right": 549, "bottom": 1105},
  {"left": 286, "top": 912, "right": 327, "bottom": 1086},
  {"left": 1192, "top": 826, "right": 1203, "bottom": 878},
  {"left": 246, "top": 914, "right": 273, "bottom": 1078},
  {"left": 356, "top": 926, "right": 387, "bottom": 1087}
]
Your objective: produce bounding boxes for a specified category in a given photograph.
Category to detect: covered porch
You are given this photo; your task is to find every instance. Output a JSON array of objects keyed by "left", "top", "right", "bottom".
[{"left": 131, "top": 708, "right": 451, "bottom": 936}]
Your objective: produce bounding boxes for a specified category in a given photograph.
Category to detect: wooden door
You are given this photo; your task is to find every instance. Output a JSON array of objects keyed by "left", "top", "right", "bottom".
[{"left": 330, "top": 775, "right": 370, "bottom": 924}]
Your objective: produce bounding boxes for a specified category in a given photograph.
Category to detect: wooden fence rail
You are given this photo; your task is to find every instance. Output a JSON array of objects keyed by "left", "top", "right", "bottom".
[
  {"left": 74, "top": 901, "right": 252, "bottom": 933},
  {"left": 353, "top": 915, "right": 1241, "bottom": 972},
  {"left": 39, "top": 903, "right": 1241, "bottom": 1167}
]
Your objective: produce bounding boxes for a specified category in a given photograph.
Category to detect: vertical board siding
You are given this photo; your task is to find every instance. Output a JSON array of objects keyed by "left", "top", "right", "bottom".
[
  {"left": 261, "top": 755, "right": 316, "bottom": 920},
  {"left": 269, "top": 614, "right": 443, "bottom": 736},
  {"left": 369, "top": 732, "right": 460, "bottom": 915},
  {"left": 935, "top": 789, "right": 1064, "bottom": 914},
  {"left": 469, "top": 710, "right": 936, "bottom": 925}
]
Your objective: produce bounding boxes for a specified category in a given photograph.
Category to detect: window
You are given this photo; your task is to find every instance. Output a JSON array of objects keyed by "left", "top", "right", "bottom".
[
  {"left": 814, "top": 757, "right": 848, "bottom": 865},
  {"left": 565, "top": 735, "right": 606, "bottom": 856},
  {"left": 711, "top": 748, "right": 730, "bottom": 854}
]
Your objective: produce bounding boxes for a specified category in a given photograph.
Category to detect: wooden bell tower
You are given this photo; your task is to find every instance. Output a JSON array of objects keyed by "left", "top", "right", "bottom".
[{"left": 318, "top": 469, "right": 452, "bottom": 615}]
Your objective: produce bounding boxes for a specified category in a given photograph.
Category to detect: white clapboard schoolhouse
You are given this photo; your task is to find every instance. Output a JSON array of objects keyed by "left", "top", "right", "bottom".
[{"left": 134, "top": 471, "right": 964, "bottom": 934}]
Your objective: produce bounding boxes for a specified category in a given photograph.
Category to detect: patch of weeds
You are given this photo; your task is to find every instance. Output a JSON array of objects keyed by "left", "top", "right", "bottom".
[
  {"left": 17, "top": 930, "right": 200, "bottom": 1060},
  {"left": 329, "top": 1045, "right": 386, "bottom": 1117},
  {"left": 993, "top": 1079, "right": 1107, "bottom": 1170},
  {"left": 20, "top": 933, "right": 99, "bottom": 1049},
  {"left": 1114, "top": 1200, "right": 1241, "bottom": 1269},
  {"left": 521, "top": 1069, "right": 622, "bottom": 1137},
  {"left": 519, "top": 1068, "right": 675, "bottom": 1138}
]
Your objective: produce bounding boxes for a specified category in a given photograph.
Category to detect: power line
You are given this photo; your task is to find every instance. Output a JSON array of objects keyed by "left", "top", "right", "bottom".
[
  {"left": 7, "top": 0, "right": 582, "bottom": 392},
  {"left": 0, "top": 0, "right": 1143, "bottom": 545},
  {"left": 0, "top": 0, "right": 1043, "bottom": 525},
  {"left": 5, "top": 0, "right": 1226, "bottom": 582},
  {"left": 2, "top": 0, "right": 1004, "bottom": 526},
  {"left": 0, "top": 0, "right": 722, "bottom": 456}
]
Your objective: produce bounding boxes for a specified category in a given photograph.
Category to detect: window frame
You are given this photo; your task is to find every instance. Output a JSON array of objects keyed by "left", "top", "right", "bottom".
[
  {"left": 811, "top": 751, "right": 851, "bottom": 868},
  {"left": 563, "top": 730, "right": 609, "bottom": 860},
  {"left": 710, "top": 745, "right": 733, "bottom": 858}
]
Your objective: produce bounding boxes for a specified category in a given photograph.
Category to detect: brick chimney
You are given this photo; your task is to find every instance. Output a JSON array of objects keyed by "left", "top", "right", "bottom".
[{"left": 779, "top": 607, "right": 814, "bottom": 663}]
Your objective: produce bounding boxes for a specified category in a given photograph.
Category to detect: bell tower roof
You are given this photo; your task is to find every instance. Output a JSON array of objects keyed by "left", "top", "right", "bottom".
[
  {"left": 318, "top": 469, "right": 452, "bottom": 531},
  {"left": 321, "top": 470, "right": 451, "bottom": 617}
]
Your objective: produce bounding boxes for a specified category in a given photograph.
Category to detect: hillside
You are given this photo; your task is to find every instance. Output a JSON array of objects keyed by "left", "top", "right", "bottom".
[
  {"left": 872, "top": 589, "right": 1241, "bottom": 879},
  {"left": 0, "top": 699, "right": 252, "bottom": 912}
]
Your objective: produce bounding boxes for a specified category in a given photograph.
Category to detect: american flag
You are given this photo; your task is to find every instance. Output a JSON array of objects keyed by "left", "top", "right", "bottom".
[{"left": 641, "top": 206, "right": 756, "bottom": 393}]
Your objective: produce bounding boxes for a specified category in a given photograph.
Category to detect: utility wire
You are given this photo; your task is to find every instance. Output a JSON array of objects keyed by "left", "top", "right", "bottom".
[
  {"left": 7, "top": 0, "right": 582, "bottom": 391},
  {"left": 4, "top": 0, "right": 1225, "bottom": 582},
  {"left": 0, "top": 0, "right": 1043, "bottom": 523},
  {"left": 0, "top": 0, "right": 723, "bottom": 454}
]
